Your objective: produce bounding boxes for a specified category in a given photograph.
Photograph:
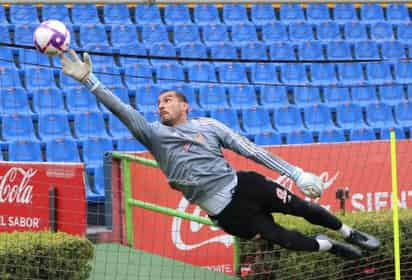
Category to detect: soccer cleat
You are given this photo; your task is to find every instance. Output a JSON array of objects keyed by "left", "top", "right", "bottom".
[
  {"left": 346, "top": 230, "right": 380, "bottom": 251},
  {"left": 316, "top": 235, "right": 362, "bottom": 260}
]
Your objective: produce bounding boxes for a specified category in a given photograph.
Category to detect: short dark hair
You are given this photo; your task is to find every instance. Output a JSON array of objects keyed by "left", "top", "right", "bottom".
[{"left": 159, "top": 90, "right": 188, "bottom": 104}]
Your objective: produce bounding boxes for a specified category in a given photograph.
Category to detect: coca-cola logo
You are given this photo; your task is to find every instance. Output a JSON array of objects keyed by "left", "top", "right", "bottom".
[{"left": 0, "top": 167, "right": 36, "bottom": 204}]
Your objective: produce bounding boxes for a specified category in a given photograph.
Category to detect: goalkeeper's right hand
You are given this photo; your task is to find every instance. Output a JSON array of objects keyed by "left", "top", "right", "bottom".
[{"left": 60, "top": 49, "right": 92, "bottom": 83}]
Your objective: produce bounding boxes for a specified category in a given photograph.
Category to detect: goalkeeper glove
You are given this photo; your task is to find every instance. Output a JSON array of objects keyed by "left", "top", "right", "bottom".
[
  {"left": 60, "top": 49, "right": 92, "bottom": 83},
  {"left": 295, "top": 169, "right": 324, "bottom": 199}
]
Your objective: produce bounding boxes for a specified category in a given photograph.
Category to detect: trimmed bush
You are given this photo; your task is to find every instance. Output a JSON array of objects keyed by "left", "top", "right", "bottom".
[
  {"left": 239, "top": 209, "right": 412, "bottom": 279},
  {"left": 0, "top": 231, "right": 94, "bottom": 280}
]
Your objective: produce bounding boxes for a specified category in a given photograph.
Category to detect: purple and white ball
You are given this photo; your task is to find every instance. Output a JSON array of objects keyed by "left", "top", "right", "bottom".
[{"left": 33, "top": 20, "right": 70, "bottom": 56}]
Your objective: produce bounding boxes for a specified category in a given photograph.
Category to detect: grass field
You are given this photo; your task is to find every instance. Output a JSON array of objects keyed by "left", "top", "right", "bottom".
[{"left": 89, "top": 243, "right": 237, "bottom": 280}]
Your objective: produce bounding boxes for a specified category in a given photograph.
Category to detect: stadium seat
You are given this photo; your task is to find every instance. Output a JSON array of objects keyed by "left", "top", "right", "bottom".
[
  {"left": 87, "top": 167, "right": 106, "bottom": 201},
  {"left": 82, "top": 137, "right": 113, "bottom": 169},
  {"left": 354, "top": 41, "right": 380, "bottom": 60},
  {"left": 365, "top": 63, "right": 393, "bottom": 84},
  {"left": 80, "top": 25, "right": 109, "bottom": 48},
  {"left": 134, "top": 84, "right": 162, "bottom": 112},
  {"left": 188, "top": 109, "right": 207, "bottom": 119},
  {"left": 193, "top": 4, "right": 220, "bottom": 25},
  {"left": 135, "top": 4, "right": 162, "bottom": 25},
  {"left": 116, "top": 136, "right": 146, "bottom": 151},
  {"left": 230, "top": 23, "right": 258, "bottom": 44},
  {"left": 344, "top": 23, "right": 368, "bottom": 42},
  {"left": 310, "top": 63, "right": 338, "bottom": 85},
  {"left": 13, "top": 24, "right": 37, "bottom": 45},
  {"left": 288, "top": 22, "right": 315, "bottom": 42},
  {"left": 228, "top": 85, "right": 258, "bottom": 110},
  {"left": 143, "top": 111, "right": 159, "bottom": 123},
  {"left": 397, "top": 23, "right": 412, "bottom": 44},
  {"left": 198, "top": 84, "right": 228, "bottom": 110},
  {"left": 222, "top": 4, "right": 248, "bottom": 24},
  {"left": 380, "top": 41, "right": 406, "bottom": 60},
  {"left": 251, "top": 4, "right": 275, "bottom": 26},
  {"left": 318, "top": 129, "right": 346, "bottom": 143},
  {"left": 315, "top": 22, "right": 341, "bottom": 41},
  {"left": 0, "top": 67, "right": 22, "bottom": 88},
  {"left": 366, "top": 102, "right": 397, "bottom": 130},
  {"left": 360, "top": 3, "right": 384, "bottom": 23},
  {"left": 87, "top": 45, "right": 117, "bottom": 67},
  {"left": 387, "top": 4, "right": 410, "bottom": 23},
  {"left": 250, "top": 63, "right": 278, "bottom": 84},
  {"left": 123, "top": 64, "right": 153, "bottom": 88},
  {"left": 209, "top": 42, "right": 238, "bottom": 61},
  {"left": 285, "top": 130, "right": 314, "bottom": 144},
  {"left": 94, "top": 66, "right": 123, "bottom": 88},
  {"left": 178, "top": 42, "right": 208, "bottom": 66},
  {"left": 241, "top": 107, "right": 275, "bottom": 136},
  {"left": 0, "top": 26, "right": 11, "bottom": 44},
  {"left": 337, "top": 63, "right": 365, "bottom": 85},
  {"left": 202, "top": 24, "right": 230, "bottom": 45},
  {"left": 380, "top": 127, "right": 406, "bottom": 140},
  {"left": 0, "top": 47, "right": 15, "bottom": 68},
  {"left": 269, "top": 42, "right": 296, "bottom": 61},
  {"left": 323, "top": 87, "right": 351, "bottom": 108},
  {"left": 71, "top": 4, "right": 100, "bottom": 24},
  {"left": 18, "top": 49, "right": 50, "bottom": 67},
  {"left": 217, "top": 63, "right": 248, "bottom": 84},
  {"left": 8, "top": 140, "right": 42, "bottom": 162},
  {"left": 326, "top": 41, "right": 352, "bottom": 61},
  {"left": 335, "top": 103, "right": 368, "bottom": 130},
  {"left": 254, "top": 132, "right": 282, "bottom": 145},
  {"left": 10, "top": 4, "right": 39, "bottom": 24},
  {"left": 280, "top": 63, "right": 308, "bottom": 85},
  {"left": 148, "top": 42, "right": 178, "bottom": 65},
  {"left": 273, "top": 106, "right": 306, "bottom": 133},
  {"left": 32, "top": 88, "right": 66, "bottom": 114},
  {"left": 187, "top": 63, "right": 217, "bottom": 83},
  {"left": 2, "top": 114, "right": 36, "bottom": 141},
  {"left": 38, "top": 113, "right": 72, "bottom": 141},
  {"left": 110, "top": 25, "right": 138, "bottom": 48},
  {"left": 0, "top": 88, "right": 31, "bottom": 115},
  {"left": 166, "top": 84, "right": 200, "bottom": 110},
  {"left": 24, "top": 67, "right": 56, "bottom": 90},
  {"left": 307, "top": 4, "right": 331, "bottom": 23},
  {"left": 379, "top": 85, "right": 405, "bottom": 106},
  {"left": 303, "top": 104, "right": 335, "bottom": 133},
  {"left": 279, "top": 4, "right": 305, "bottom": 23},
  {"left": 293, "top": 86, "right": 322, "bottom": 107},
  {"left": 155, "top": 64, "right": 185, "bottom": 84},
  {"left": 298, "top": 41, "right": 324, "bottom": 61},
  {"left": 349, "top": 127, "right": 376, "bottom": 141},
  {"left": 370, "top": 22, "right": 394, "bottom": 42},
  {"left": 241, "top": 42, "right": 268, "bottom": 64},
  {"left": 100, "top": 86, "right": 131, "bottom": 112},
  {"left": 394, "top": 101, "right": 412, "bottom": 129},
  {"left": 262, "top": 22, "right": 288, "bottom": 43},
  {"left": 118, "top": 43, "right": 148, "bottom": 66},
  {"left": 45, "top": 138, "right": 80, "bottom": 162},
  {"left": 173, "top": 24, "right": 200, "bottom": 45},
  {"left": 103, "top": 4, "right": 131, "bottom": 24},
  {"left": 0, "top": 5, "right": 7, "bottom": 24},
  {"left": 259, "top": 86, "right": 289, "bottom": 109},
  {"left": 334, "top": 3, "right": 357, "bottom": 23},
  {"left": 394, "top": 62, "right": 412, "bottom": 83},
  {"left": 65, "top": 86, "right": 100, "bottom": 113},
  {"left": 164, "top": 4, "right": 191, "bottom": 25},
  {"left": 141, "top": 24, "right": 169, "bottom": 45},
  {"left": 351, "top": 86, "right": 379, "bottom": 107},
  {"left": 42, "top": 4, "right": 70, "bottom": 24},
  {"left": 73, "top": 111, "right": 109, "bottom": 140},
  {"left": 210, "top": 108, "right": 242, "bottom": 132}
]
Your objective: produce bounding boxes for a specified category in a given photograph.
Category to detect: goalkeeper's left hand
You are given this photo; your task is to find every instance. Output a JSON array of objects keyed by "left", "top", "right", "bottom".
[
  {"left": 295, "top": 170, "right": 324, "bottom": 199},
  {"left": 59, "top": 49, "right": 92, "bottom": 83}
]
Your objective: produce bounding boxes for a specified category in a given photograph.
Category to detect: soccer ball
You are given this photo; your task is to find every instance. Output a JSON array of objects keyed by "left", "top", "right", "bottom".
[{"left": 33, "top": 20, "right": 70, "bottom": 56}]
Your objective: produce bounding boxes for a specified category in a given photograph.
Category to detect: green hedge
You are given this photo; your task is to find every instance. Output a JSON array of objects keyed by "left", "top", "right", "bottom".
[
  {"left": 239, "top": 209, "right": 412, "bottom": 280},
  {"left": 0, "top": 231, "right": 94, "bottom": 280}
]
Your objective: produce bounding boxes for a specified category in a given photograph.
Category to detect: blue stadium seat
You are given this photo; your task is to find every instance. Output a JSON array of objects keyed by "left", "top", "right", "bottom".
[
  {"left": 88, "top": 46, "right": 116, "bottom": 67},
  {"left": 230, "top": 23, "right": 258, "bottom": 44},
  {"left": 13, "top": 24, "right": 37, "bottom": 45},
  {"left": 366, "top": 102, "right": 397, "bottom": 130},
  {"left": 259, "top": 86, "right": 289, "bottom": 109},
  {"left": 110, "top": 25, "right": 138, "bottom": 48},
  {"left": 370, "top": 22, "right": 394, "bottom": 42},
  {"left": 42, "top": 4, "right": 71, "bottom": 24},
  {"left": 135, "top": 5, "right": 162, "bottom": 25},
  {"left": 0, "top": 5, "right": 7, "bottom": 24},
  {"left": 274, "top": 106, "right": 306, "bottom": 133},
  {"left": 32, "top": 88, "right": 66, "bottom": 114},
  {"left": 379, "top": 85, "right": 405, "bottom": 106},
  {"left": 8, "top": 140, "right": 42, "bottom": 162},
  {"left": 298, "top": 41, "right": 324, "bottom": 61},
  {"left": 116, "top": 136, "right": 146, "bottom": 151},
  {"left": 380, "top": 127, "right": 406, "bottom": 140},
  {"left": 198, "top": 84, "right": 228, "bottom": 110},
  {"left": 365, "top": 63, "right": 393, "bottom": 84},
  {"left": 334, "top": 4, "right": 357, "bottom": 23},
  {"left": 337, "top": 63, "right": 365, "bottom": 85},
  {"left": 193, "top": 4, "right": 220, "bottom": 25},
  {"left": 250, "top": 63, "right": 278, "bottom": 84},
  {"left": 387, "top": 4, "right": 410, "bottom": 23},
  {"left": 293, "top": 86, "right": 322, "bottom": 107},
  {"left": 155, "top": 64, "right": 184, "bottom": 83},
  {"left": 0, "top": 67, "right": 21, "bottom": 88},
  {"left": 210, "top": 108, "right": 242, "bottom": 132},
  {"left": 223, "top": 4, "right": 248, "bottom": 24},
  {"left": 306, "top": 4, "right": 330, "bottom": 23},
  {"left": 280, "top": 63, "right": 308, "bottom": 85},
  {"left": 87, "top": 167, "right": 106, "bottom": 201},
  {"left": 310, "top": 63, "right": 337, "bottom": 85},
  {"left": 24, "top": 67, "right": 56, "bottom": 90},
  {"left": 118, "top": 43, "right": 148, "bottom": 66},
  {"left": 254, "top": 132, "right": 282, "bottom": 145},
  {"left": 79, "top": 25, "right": 109, "bottom": 48},
  {"left": 141, "top": 24, "right": 169, "bottom": 44},
  {"left": 407, "top": 86, "right": 412, "bottom": 100},
  {"left": 100, "top": 86, "right": 131, "bottom": 112},
  {"left": 335, "top": 103, "right": 367, "bottom": 130},
  {"left": 202, "top": 24, "right": 229, "bottom": 45},
  {"left": 148, "top": 42, "right": 177, "bottom": 65},
  {"left": 165, "top": 84, "right": 200, "bottom": 110},
  {"left": 288, "top": 22, "right": 315, "bottom": 42},
  {"left": 228, "top": 85, "right": 258, "bottom": 110},
  {"left": 82, "top": 137, "right": 113, "bottom": 169},
  {"left": 251, "top": 4, "right": 275, "bottom": 26},
  {"left": 344, "top": 23, "right": 368, "bottom": 42},
  {"left": 2, "top": 114, "right": 36, "bottom": 141},
  {"left": 45, "top": 138, "right": 80, "bottom": 162},
  {"left": 318, "top": 129, "right": 346, "bottom": 143},
  {"left": 103, "top": 4, "right": 131, "bottom": 24},
  {"left": 59, "top": 71, "right": 80, "bottom": 89},
  {"left": 315, "top": 22, "right": 341, "bottom": 41},
  {"left": 0, "top": 88, "right": 31, "bottom": 115},
  {"left": 217, "top": 63, "right": 248, "bottom": 84},
  {"left": 269, "top": 42, "right": 296, "bottom": 61},
  {"left": 94, "top": 66, "right": 123, "bottom": 88},
  {"left": 10, "top": 4, "right": 39, "bottom": 24},
  {"left": 323, "top": 87, "right": 351, "bottom": 108},
  {"left": 173, "top": 24, "right": 200, "bottom": 45},
  {"left": 360, "top": 3, "right": 384, "bottom": 23},
  {"left": 354, "top": 41, "right": 380, "bottom": 60},
  {"left": 179, "top": 42, "right": 208, "bottom": 66},
  {"left": 380, "top": 41, "right": 406, "bottom": 60},
  {"left": 187, "top": 63, "right": 217, "bottom": 83},
  {"left": 0, "top": 26, "right": 10, "bottom": 43},
  {"left": 394, "top": 101, "right": 412, "bottom": 129},
  {"left": 38, "top": 113, "right": 72, "bottom": 141},
  {"left": 303, "top": 104, "right": 335, "bottom": 133},
  {"left": 349, "top": 127, "right": 376, "bottom": 141},
  {"left": 286, "top": 130, "right": 314, "bottom": 144},
  {"left": 164, "top": 4, "right": 191, "bottom": 25},
  {"left": 262, "top": 22, "right": 288, "bottom": 43},
  {"left": 397, "top": 23, "right": 412, "bottom": 44},
  {"left": 241, "top": 107, "right": 274, "bottom": 136},
  {"left": 188, "top": 109, "right": 207, "bottom": 119},
  {"left": 18, "top": 49, "right": 50, "bottom": 67},
  {"left": 209, "top": 42, "right": 237, "bottom": 61},
  {"left": 394, "top": 62, "right": 412, "bottom": 83},
  {"left": 0, "top": 47, "right": 15, "bottom": 68},
  {"left": 279, "top": 4, "right": 305, "bottom": 23},
  {"left": 65, "top": 87, "right": 100, "bottom": 113},
  {"left": 73, "top": 112, "right": 109, "bottom": 139},
  {"left": 326, "top": 41, "right": 352, "bottom": 60},
  {"left": 123, "top": 64, "right": 153, "bottom": 88},
  {"left": 351, "top": 86, "right": 378, "bottom": 107},
  {"left": 71, "top": 4, "right": 100, "bottom": 24},
  {"left": 240, "top": 42, "right": 268, "bottom": 63},
  {"left": 134, "top": 84, "right": 162, "bottom": 112}
]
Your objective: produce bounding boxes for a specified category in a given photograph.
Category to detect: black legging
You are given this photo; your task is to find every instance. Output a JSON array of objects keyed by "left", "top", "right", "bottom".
[{"left": 209, "top": 171, "right": 342, "bottom": 251}]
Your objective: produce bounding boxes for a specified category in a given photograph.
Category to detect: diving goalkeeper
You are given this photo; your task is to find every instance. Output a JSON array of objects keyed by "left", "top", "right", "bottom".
[{"left": 60, "top": 50, "right": 380, "bottom": 259}]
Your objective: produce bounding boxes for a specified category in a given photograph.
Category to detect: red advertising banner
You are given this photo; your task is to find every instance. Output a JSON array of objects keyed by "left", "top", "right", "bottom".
[
  {"left": 0, "top": 162, "right": 86, "bottom": 236},
  {"left": 125, "top": 140, "right": 412, "bottom": 275}
]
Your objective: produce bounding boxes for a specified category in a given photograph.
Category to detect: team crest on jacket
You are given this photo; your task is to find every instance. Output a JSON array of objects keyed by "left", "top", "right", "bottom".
[{"left": 195, "top": 133, "right": 204, "bottom": 143}]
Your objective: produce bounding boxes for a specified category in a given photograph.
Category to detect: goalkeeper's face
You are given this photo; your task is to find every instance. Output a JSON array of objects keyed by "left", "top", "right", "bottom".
[{"left": 158, "top": 91, "right": 189, "bottom": 127}]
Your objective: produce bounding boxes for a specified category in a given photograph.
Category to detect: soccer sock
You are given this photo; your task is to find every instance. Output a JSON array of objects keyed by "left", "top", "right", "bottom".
[
  {"left": 316, "top": 238, "right": 333, "bottom": 251},
  {"left": 339, "top": 223, "right": 352, "bottom": 238}
]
